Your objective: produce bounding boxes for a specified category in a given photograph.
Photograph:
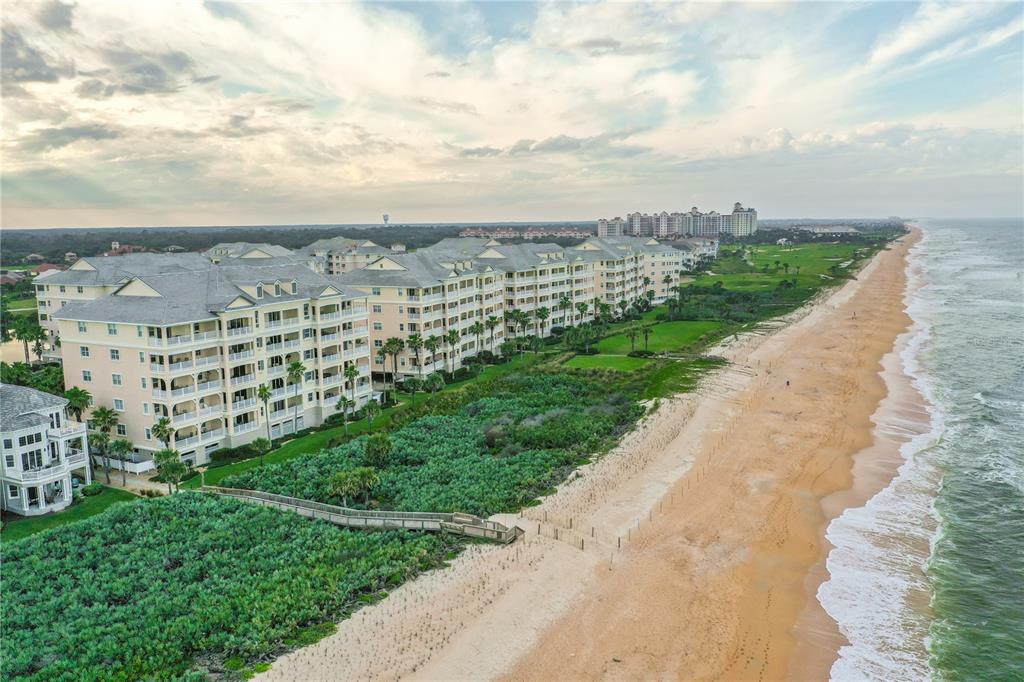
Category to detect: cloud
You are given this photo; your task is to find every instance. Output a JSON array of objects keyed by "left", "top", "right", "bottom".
[
  {"left": 411, "top": 97, "right": 478, "bottom": 116},
  {"left": 37, "top": 1, "right": 76, "bottom": 32},
  {"left": 203, "top": 1, "right": 252, "bottom": 27},
  {"left": 20, "top": 124, "right": 122, "bottom": 151},
  {"left": 1, "top": 28, "right": 73, "bottom": 83},
  {"left": 73, "top": 45, "right": 199, "bottom": 97}
]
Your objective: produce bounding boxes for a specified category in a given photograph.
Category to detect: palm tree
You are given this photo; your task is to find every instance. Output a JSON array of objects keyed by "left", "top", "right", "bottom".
[
  {"left": 63, "top": 387, "right": 92, "bottom": 422},
  {"left": 426, "top": 372, "right": 445, "bottom": 396},
  {"left": 336, "top": 396, "right": 355, "bottom": 434},
  {"left": 407, "top": 333, "right": 424, "bottom": 376},
  {"left": 108, "top": 438, "right": 134, "bottom": 486},
  {"left": 257, "top": 383, "right": 272, "bottom": 443},
  {"left": 535, "top": 307, "right": 550, "bottom": 338},
  {"left": 87, "top": 432, "right": 109, "bottom": 481},
  {"left": 330, "top": 469, "right": 360, "bottom": 507},
  {"left": 642, "top": 326, "right": 652, "bottom": 351},
  {"left": 90, "top": 405, "right": 119, "bottom": 484},
  {"left": 354, "top": 466, "right": 380, "bottom": 505},
  {"left": 286, "top": 360, "right": 306, "bottom": 435},
  {"left": 469, "top": 321, "right": 485, "bottom": 356},
  {"left": 514, "top": 310, "right": 530, "bottom": 339},
  {"left": 424, "top": 336, "right": 441, "bottom": 374},
  {"left": 617, "top": 299, "right": 629, "bottom": 319},
  {"left": 385, "top": 337, "right": 405, "bottom": 399},
  {"left": 154, "top": 448, "right": 185, "bottom": 494},
  {"left": 251, "top": 437, "right": 272, "bottom": 467},
  {"left": 558, "top": 294, "right": 573, "bottom": 327},
  {"left": 344, "top": 363, "right": 360, "bottom": 406},
  {"left": 364, "top": 400, "right": 381, "bottom": 433},
  {"left": 405, "top": 376, "right": 424, "bottom": 405},
  {"left": 152, "top": 416, "right": 174, "bottom": 450},
  {"left": 485, "top": 315, "right": 499, "bottom": 352},
  {"left": 445, "top": 328, "right": 461, "bottom": 373},
  {"left": 11, "top": 316, "right": 41, "bottom": 364},
  {"left": 376, "top": 347, "right": 389, "bottom": 401},
  {"left": 575, "top": 301, "right": 588, "bottom": 325},
  {"left": 627, "top": 328, "right": 639, "bottom": 352}
]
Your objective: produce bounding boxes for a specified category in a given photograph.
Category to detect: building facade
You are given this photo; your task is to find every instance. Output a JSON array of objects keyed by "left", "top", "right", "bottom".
[
  {"left": 1, "top": 384, "right": 90, "bottom": 516},
  {"left": 599, "top": 203, "right": 757, "bottom": 239}
]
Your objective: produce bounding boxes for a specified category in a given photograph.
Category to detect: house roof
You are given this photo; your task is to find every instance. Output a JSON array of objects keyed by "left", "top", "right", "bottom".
[{"left": 0, "top": 383, "right": 67, "bottom": 431}]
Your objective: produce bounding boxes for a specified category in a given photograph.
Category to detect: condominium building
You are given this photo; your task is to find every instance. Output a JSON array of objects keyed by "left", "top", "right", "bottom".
[
  {"left": 601, "top": 203, "right": 757, "bottom": 239},
  {"left": 567, "top": 237, "right": 682, "bottom": 305},
  {"left": 301, "top": 237, "right": 403, "bottom": 275},
  {"left": 1, "top": 384, "right": 90, "bottom": 516},
  {"left": 52, "top": 260, "right": 372, "bottom": 470},
  {"left": 596, "top": 217, "right": 625, "bottom": 237}
]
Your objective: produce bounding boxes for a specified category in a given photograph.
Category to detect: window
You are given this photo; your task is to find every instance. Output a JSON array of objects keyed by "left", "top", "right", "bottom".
[
  {"left": 113, "top": 399, "right": 125, "bottom": 411},
  {"left": 144, "top": 428, "right": 152, "bottom": 441},
  {"left": 116, "top": 424, "right": 127, "bottom": 436},
  {"left": 143, "top": 403, "right": 150, "bottom": 415},
  {"left": 398, "top": 305, "right": 404, "bottom": 313},
  {"left": 107, "top": 323, "right": 118, "bottom": 336},
  {"left": 112, "top": 373, "right": 123, "bottom": 386},
  {"left": 399, "top": 324, "right": 405, "bottom": 332},
  {"left": 371, "top": 287, "right": 381, "bottom": 296},
  {"left": 82, "top": 370, "right": 92, "bottom": 382},
  {"left": 77, "top": 321, "right": 87, "bottom": 333},
  {"left": 2, "top": 439, "right": 11, "bottom": 449},
  {"left": 109, "top": 348, "right": 120, "bottom": 360},
  {"left": 303, "top": 328, "right": 314, "bottom": 339},
  {"left": 77, "top": 286, "right": 84, "bottom": 293},
  {"left": 59, "top": 285, "right": 66, "bottom": 293},
  {"left": 303, "top": 350, "right": 315, "bottom": 360},
  {"left": 372, "top": 304, "right": 382, "bottom": 313},
  {"left": 372, "top": 322, "right": 383, "bottom": 331},
  {"left": 7, "top": 485, "right": 17, "bottom": 499},
  {"left": 136, "top": 326, "right": 144, "bottom": 338},
  {"left": 79, "top": 346, "right": 90, "bottom": 357},
  {"left": 140, "top": 377, "right": 147, "bottom": 389},
  {"left": 373, "top": 339, "right": 383, "bottom": 348},
  {"left": 375, "top": 356, "right": 384, "bottom": 365},
  {"left": 5, "top": 454, "right": 14, "bottom": 468}
]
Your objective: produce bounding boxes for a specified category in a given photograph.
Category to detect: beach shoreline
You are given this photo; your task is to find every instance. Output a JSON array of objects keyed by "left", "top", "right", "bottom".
[{"left": 256, "top": 231, "right": 918, "bottom": 682}]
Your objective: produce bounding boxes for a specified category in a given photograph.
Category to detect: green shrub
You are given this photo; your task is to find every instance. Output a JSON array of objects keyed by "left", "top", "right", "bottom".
[{"left": 80, "top": 482, "right": 102, "bottom": 496}]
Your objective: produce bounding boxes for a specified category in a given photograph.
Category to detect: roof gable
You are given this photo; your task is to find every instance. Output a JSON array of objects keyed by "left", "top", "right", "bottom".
[{"left": 115, "top": 279, "right": 162, "bottom": 298}]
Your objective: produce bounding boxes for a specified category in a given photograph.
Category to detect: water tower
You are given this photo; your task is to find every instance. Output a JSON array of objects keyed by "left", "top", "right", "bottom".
[{"left": 382, "top": 213, "right": 390, "bottom": 225}]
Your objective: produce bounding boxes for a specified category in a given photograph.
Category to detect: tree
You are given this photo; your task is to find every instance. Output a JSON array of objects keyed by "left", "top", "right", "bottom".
[
  {"left": 425, "top": 371, "right": 445, "bottom": 396},
  {"left": 251, "top": 437, "right": 272, "bottom": 467},
  {"left": 154, "top": 448, "right": 186, "bottom": 494},
  {"left": 575, "top": 301, "right": 588, "bottom": 325},
  {"left": 445, "top": 328, "right": 461, "bottom": 373},
  {"left": 528, "top": 335, "right": 543, "bottom": 357},
  {"left": 364, "top": 433, "right": 392, "bottom": 468},
  {"left": 384, "top": 337, "right": 405, "bottom": 400},
  {"left": 499, "top": 339, "right": 516, "bottom": 359},
  {"left": 353, "top": 466, "right": 380, "bottom": 505},
  {"left": 63, "top": 387, "right": 92, "bottom": 422},
  {"left": 663, "top": 274, "right": 673, "bottom": 292},
  {"left": 469, "top": 321, "right": 485, "bottom": 356},
  {"left": 617, "top": 299, "right": 629, "bottom": 319},
  {"left": 376, "top": 347, "right": 389, "bottom": 401},
  {"left": 642, "top": 326, "right": 652, "bottom": 351},
  {"left": 406, "top": 333, "right": 424, "bottom": 376},
  {"left": 424, "top": 336, "right": 441, "bottom": 373},
  {"left": 329, "top": 469, "right": 361, "bottom": 507},
  {"left": 783, "top": 262, "right": 790, "bottom": 274},
  {"left": 336, "top": 396, "right": 355, "bottom": 434},
  {"left": 108, "top": 438, "right": 134, "bottom": 486},
  {"left": 558, "top": 294, "right": 573, "bottom": 327},
  {"left": 152, "top": 416, "right": 174, "bottom": 450},
  {"left": 87, "top": 432, "right": 109, "bottom": 481},
  {"left": 257, "top": 383, "right": 272, "bottom": 443},
  {"left": 90, "top": 405, "right": 119, "bottom": 484},
  {"left": 404, "top": 376, "right": 424, "bottom": 406},
  {"left": 11, "top": 316, "right": 42, "bottom": 364},
  {"left": 363, "top": 400, "right": 381, "bottom": 432},
  {"left": 344, "top": 363, "right": 360, "bottom": 406},
  {"left": 485, "top": 315, "right": 500, "bottom": 351},
  {"left": 535, "top": 307, "right": 550, "bottom": 337},
  {"left": 286, "top": 360, "right": 306, "bottom": 434},
  {"left": 627, "top": 328, "right": 639, "bottom": 352}
]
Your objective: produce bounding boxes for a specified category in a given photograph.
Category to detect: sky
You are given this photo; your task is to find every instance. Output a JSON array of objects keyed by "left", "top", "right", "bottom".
[{"left": 2, "top": 1, "right": 1022, "bottom": 228}]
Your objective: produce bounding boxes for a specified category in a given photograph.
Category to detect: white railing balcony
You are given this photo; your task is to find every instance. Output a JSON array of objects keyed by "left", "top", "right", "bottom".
[
  {"left": 321, "top": 353, "right": 340, "bottom": 364},
  {"left": 150, "top": 364, "right": 168, "bottom": 373},
  {"left": 231, "top": 374, "right": 256, "bottom": 387},
  {"left": 152, "top": 389, "right": 168, "bottom": 400},
  {"left": 266, "top": 340, "right": 300, "bottom": 352},
  {"left": 194, "top": 356, "right": 221, "bottom": 368},
  {"left": 228, "top": 350, "right": 254, "bottom": 362},
  {"left": 197, "top": 405, "right": 223, "bottom": 419},
  {"left": 321, "top": 375, "right": 343, "bottom": 386},
  {"left": 172, "top": 411, "right": 197, "bottom": 425},
  {"left": 268, "top": 409, "right": 289, "bottom": 421},
  {"left": 201, "top": 428, "right": 226, "bottom": 442},
  {"left": 231, "top": 398, "right": 257, "bottom": 411},
  {"left": 148, "top": 338, "right": 165, "bottom": 348},
  {"left": 270, "top": 387, "right": 291, "bottom": 399},
  {"left": 175, "top": 434, "right": 199, "bottom": 448},
  {"left": 166, "top": 335, "right": 193, "bottom": 346},
  {"left": 268, "top": 365, "right": 286, "bottom": 376},
  {"left": 48, "top": 422, "right": 86, "bottom": 439},
  {"left": 343, "top": 306, "right": 368, "bottom": 317},
  {"left": 407, "top": 313, "right": 422, "bottom": 320},
  {"left": 196, "top": 379, "right": 222, "bottom": 394},
  {"left": 15, "top": 461, "right": 70, "bottom": 482},
  {"left": 169, "top": 360, "right": 194, "bottom": 372},
  {"left": 227, "top": 327, "right": 253, "bottom": 337},
  {"left": 233, "top": 422, "right": 259, "bottom": 435},
  {"left": 194, "top": 330, "right": 220, "bottom": 342},
  {"left": 171, "top": 385, "right": 196, "bottom": 398},
  {"left": 320, "top": 333, "right": 339, "bottom": 342},
  {"left": 318, "top": 312, "right": 341, "bottom": 322},
  {"left": 65, "top": 451, "right": 87, "bottom": 468}
]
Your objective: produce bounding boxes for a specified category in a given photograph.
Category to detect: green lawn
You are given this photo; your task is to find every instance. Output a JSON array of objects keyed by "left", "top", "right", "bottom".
[
  {"left": 4, "top": 296, "right": 37, "bottom": 310},
  {"left": 597, "top": 320, "right": 722, "bottom": 354},
  {"left": 694, "top": 242, "right": 869, "bottom": 293},
  {"left": 1, "top": 486, "right": 139, "bottom": 543},
  {"left": 564, "top": 355, "right": 651, "bottom": 371}
]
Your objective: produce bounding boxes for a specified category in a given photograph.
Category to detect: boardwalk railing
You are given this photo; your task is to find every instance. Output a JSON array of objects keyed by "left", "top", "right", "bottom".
[{"left": 202, "top": 486, "right": 521, "bottom": 544}]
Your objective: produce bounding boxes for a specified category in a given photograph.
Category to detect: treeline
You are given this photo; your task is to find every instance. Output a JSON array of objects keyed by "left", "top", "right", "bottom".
[
  {"left": 725, "top": 227, "right": 906, "bottom": 246},
  {"left": 1, "top": 222, "right": 593, "bottom": 263}
]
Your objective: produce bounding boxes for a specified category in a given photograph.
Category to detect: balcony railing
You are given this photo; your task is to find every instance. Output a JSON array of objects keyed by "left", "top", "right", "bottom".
[
  {"left": 169, "top": 359, "right": 194, "bottom": 372},
  {"left": 233, "top": 422, "right": 260, "bottom": 435},
  {"left": 227, "top": 326, "right": 253, "bottom": 337},
  {"left": 320, "top": 333, "right": 339, "bottom": 342},
  {"left": 171, "top": 385, "right": 196, "bottom": 398},
  {"left": 228, "top": 350, "right": 254, "bottom": 362},
  {"left": 48, "top": 422, "right": 86, "bottom": 439},
  {"left": 265, "top": 340, "right": 300, "bottom": 352},
  {"left": 231, "top": 398, "right": 257, "bottom": 411},
  {"left": 196, "top": 379, "right": 222, "bottom": 394},
  {"left": 321, "top": 353, "right": 340, "bottom": 364},
  {"left": 201, "top": 428, "right": 226, "bottom": 442},
  {"left": 231, "top": 374, "right": 256, "bottom": 387},
  {"left": 195, "top": 356, "right": 221, "bottom": 368},
  {"left": 321, "top": 375, "right": 343, "bottom": 386},
  {"left": 343, "top": 306, "right": 368, "bottom": 317},
  {"left": 268, "top": 409, "right": 289, "bottom": 421},
  {"left": 318, "top": 312, "right": 341, "bottom": 322},
  {"left": 14, "top": 460, "right": 70, "bottom": 482}
]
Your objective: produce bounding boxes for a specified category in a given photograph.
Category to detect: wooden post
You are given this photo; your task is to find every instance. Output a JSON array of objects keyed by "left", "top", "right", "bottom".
[{"left": 618, "top": 536, "right": 621, "bottom": 549}]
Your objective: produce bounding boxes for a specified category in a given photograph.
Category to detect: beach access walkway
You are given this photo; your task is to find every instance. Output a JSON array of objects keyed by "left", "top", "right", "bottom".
[{"left": 202, "top": 486, "right": 522, "bottom": 544}]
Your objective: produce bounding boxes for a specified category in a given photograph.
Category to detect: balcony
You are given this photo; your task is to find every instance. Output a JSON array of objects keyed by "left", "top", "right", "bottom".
[
  {"left": 231, "top": 374, "right": 256, "bottom": 387},
  {"left": 321, "top": 375, "right": 343, "bottom": 386},
  {"left": 268, "top": 409, "right": 289, "bottom": 421},
  {"left": 233, "top": 422, "right": 260, "bottom": 435},
  {"left": 65, "top": 450, "right": 87, "bottom": 468},
  {"left": 321, "top": 353, "right": 340, "bottom": 364},
  {"left": 270, "top": 387, "right": 292, "bottom": 399},
  {"left": 166, "top": 334, "right": 194, "bottom": 347},
  {"left": 169, "top": 359, "right": 194, "bottom": 372},
  {"left": 170, "top": 385, "right": 195, "bottom": 398},
  {"left": 227, "top": 326, "right": 254, "bottom": 338},
  {"left": 201, "top": 428, "right": 226, "bottom": 443},
  {"left": 266, "top": 318, "right": 300, "bottom": 330},
  {"left": 231, "top": 397, "right": 258, "bottom": 411},
  {"left": 48, "top": 422, "right": 86, "bottom": 439},
  {"left": 194, "top": 355, "right": 221, "bottom": 368},
  {"left": 228, "top": 350, "right": 254, "bottom": 362},
  {"left": 150, "top": 364, "right": 168, "bottom": 373},
  {"left": 318, "top": 312, "right": 341, "bottom": 322},
  {"left": 265, "top": 340, "right": 300, "bottom": 352},
  {"left": 268, "top": 365, "right": 286, "bottom": 376},
  {"left": 196, "top": 379, "right": 222, "bottom": 394},
  {"left": 13, "top": 460, "right": 70, "bottom": 482},
  {"left": 343, "top": 306, "right": 368, "bottom": 317},
  {"left": 320, "top": 332, "right": 340, "bottom": 342}
]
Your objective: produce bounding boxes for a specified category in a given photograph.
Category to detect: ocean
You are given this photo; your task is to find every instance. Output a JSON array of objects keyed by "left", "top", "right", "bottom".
[{"left": 820, "top": 218, "right": 1024, "bottom": 681}]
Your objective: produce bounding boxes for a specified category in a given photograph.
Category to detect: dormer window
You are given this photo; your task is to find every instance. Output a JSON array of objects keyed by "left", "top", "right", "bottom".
[
  {"left": 274, "top": 283, "right": 282, "bottom": 296},
  {"left": 256, "top": 283, "right": 263, "bottom": 299},
  {"left": 290, "top": 280, "right": 298, "bottom": 294}
]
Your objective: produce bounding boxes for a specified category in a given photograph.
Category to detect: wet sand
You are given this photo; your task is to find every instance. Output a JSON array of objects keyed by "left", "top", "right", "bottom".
[{"left": 257, "top": 232, "right": 917, "bottom": 682}]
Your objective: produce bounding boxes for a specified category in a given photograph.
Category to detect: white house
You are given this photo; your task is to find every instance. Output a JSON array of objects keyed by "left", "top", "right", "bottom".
[{"left": 1, "top": 384, "right": 91, "bottom": 516}]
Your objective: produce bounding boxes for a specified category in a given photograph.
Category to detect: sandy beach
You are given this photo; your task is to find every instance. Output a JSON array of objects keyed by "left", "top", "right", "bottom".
[{"left": 257, "top": 231, "right": 918, "bottom": 682}]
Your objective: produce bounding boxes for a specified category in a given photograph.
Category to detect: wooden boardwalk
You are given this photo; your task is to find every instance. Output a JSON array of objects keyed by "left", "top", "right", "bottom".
[{"left": 202, "top": 486, "right": 522, "bottom": 544}]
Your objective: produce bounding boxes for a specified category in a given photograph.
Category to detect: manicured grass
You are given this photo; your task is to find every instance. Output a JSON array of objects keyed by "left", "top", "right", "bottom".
[
  {"left": 597, "top": 320, "right": 722, "bottom": 354},
  {"left": 564, "top": 355, "right": 651, "bottom": 371},
  {"left": 694, "top": 242, "right": 870, "bottom": 293},
  {"left": 4, "top": 296, "right": 37, "bottom": 310},
  {"left": 0, "top": 486, "right": 139, "bottom": 543}
]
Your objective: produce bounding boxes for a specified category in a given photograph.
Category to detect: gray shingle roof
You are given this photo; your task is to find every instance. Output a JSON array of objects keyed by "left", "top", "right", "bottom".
[
  {"left": 39, "top": 253, "right": 211, "bottom": 287},
  {"left": 0, "top": 384, "right": 67, "bottom": 431}
]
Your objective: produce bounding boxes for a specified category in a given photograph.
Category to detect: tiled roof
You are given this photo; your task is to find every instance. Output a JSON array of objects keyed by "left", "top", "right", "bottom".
[{"left": 0, "top": 384, "right": 67, "bottom": 431}]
